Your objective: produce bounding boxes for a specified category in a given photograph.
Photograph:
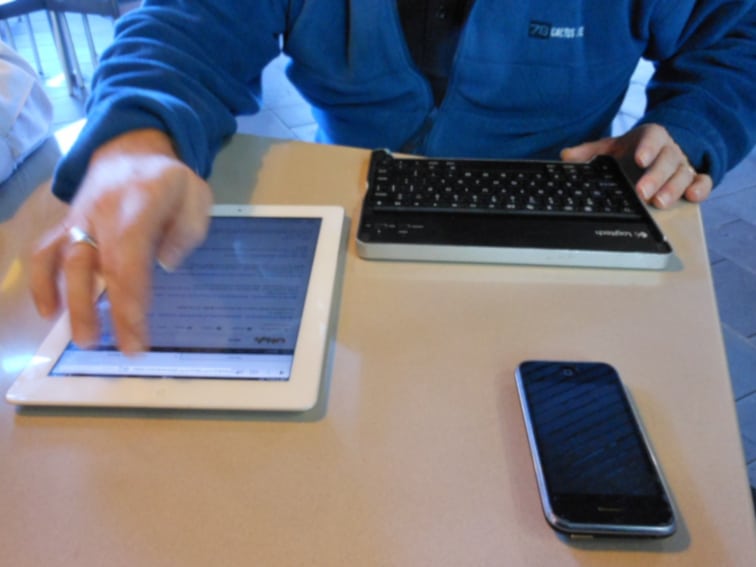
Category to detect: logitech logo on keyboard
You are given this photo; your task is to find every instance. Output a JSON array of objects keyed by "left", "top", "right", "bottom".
[
  {"left": 595, "top": 229, "right": 649, "bottom": 239},
  {"left": 529, "top": 20, "right": 584, "bottom": 40}
]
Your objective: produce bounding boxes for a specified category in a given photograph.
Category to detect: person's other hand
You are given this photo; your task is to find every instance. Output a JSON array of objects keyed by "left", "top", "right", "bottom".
[
  {"left": 561, "top": 123, "right": 713, "bottom": 208},
  {"left": 30, "top": 129, "right": 213, "bottom": 354}
]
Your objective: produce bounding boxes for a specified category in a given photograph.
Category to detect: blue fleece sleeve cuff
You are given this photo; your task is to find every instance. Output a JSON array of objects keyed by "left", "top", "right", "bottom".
[
  {"left": 52, "top": 107, "right": 166, "bottom": 202},
  {"left": 50, "top": 87, "right": 234, "bottom": 202}
]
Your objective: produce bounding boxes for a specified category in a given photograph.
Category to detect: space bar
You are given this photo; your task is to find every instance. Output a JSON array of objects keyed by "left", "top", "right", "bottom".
[{"left": 370, "top": 204, "right": 641, "bottom": 220}]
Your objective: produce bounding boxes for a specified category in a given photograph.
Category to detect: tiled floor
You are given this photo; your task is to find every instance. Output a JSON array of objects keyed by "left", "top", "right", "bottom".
[{"left": 5, "top": 12, "right": 756, "bottom": 495}]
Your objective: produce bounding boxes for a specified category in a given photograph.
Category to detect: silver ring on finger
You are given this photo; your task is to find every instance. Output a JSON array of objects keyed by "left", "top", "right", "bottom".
[{"left": 68, "top": 226, "right": 98, "bottom": 250}]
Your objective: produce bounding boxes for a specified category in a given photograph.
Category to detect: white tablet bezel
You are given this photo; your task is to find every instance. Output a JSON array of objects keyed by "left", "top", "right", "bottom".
[{"left": 6, "top": 204, "right": 345, "bottom": 411}]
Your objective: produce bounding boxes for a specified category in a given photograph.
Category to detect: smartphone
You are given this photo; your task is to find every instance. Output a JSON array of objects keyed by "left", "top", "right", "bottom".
[{"left": 515, "top": 360, "right": 676, "bottom": 538}]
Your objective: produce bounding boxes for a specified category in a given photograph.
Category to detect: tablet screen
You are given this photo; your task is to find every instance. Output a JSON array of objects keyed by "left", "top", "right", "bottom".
[{"left": 50, "top": 216, "right": 322, "bottom": 381}]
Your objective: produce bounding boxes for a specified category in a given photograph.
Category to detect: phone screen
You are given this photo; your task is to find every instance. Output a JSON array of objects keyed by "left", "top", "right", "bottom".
[{"left": 516, "top": 361, "right": 675, "bottom": 536}]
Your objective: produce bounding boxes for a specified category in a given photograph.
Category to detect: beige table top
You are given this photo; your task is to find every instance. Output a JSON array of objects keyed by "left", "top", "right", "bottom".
[{"left": 1, "top": 135, "right": 754, "bottom": 566}]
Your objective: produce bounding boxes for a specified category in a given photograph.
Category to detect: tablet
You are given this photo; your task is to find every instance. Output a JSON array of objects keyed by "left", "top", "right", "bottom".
[{"left": 6, "top": 205, "right": 345, "bottom": 411}]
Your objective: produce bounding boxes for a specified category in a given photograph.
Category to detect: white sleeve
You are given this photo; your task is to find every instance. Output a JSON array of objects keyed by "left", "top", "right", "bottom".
[{"left": 0, "top": 41, "right": 53, "bottom": 184}]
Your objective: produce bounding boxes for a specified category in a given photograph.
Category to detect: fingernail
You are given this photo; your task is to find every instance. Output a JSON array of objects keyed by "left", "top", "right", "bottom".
[
  {"left": 37, "top": 302, "right": 53, "bottom": 318},
  {"left": 121, "top": 317, "right": 148, "bottom": 354},
  {"left": 654, "top": 193, "right": 670, "bottom": 208},
  {"left": 121, "top": 334, "right": 145, "bottom": 355},
  {"left": 637, "top": 182, "right": 652, "bottom": 201},
  {"left": 158, "top": 246, "right": 182, "bottom": 272},
  {"left": 73, "top": 332, "right": 98, "bottom": 350},
  {"left": 637, "top": 152, "right": 651, "bottom": 168}
]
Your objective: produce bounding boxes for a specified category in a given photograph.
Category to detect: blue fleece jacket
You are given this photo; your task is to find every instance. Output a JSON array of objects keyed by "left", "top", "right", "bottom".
[{"left": 52, "top": 0, "right": 756, "bottom": 201}]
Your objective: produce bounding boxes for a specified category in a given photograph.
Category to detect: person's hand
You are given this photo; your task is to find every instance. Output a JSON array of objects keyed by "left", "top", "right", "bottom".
[
  {"left": 561, "top": 123, "right": 713, "bottom": 208},
  {"left": 30, "top": 129, "right": 213, "bottom": 354}
]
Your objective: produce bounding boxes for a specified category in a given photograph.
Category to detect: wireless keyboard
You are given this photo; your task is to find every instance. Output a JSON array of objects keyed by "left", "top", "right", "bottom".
[
  {"left": 356, "top": 150, "right": 673, "bottom": 270},
  {"left": 365, "top": 150, "right": 644, "bottom": 218}
]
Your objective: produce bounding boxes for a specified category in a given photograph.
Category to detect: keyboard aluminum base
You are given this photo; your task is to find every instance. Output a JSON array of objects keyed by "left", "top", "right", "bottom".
[{"left": 356, "top": 239, "right": 672, "bottom": 270}]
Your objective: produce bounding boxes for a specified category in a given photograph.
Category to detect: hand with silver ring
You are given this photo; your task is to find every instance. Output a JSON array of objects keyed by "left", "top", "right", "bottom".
[{"left": 30, "top": 129, "right": 213, "bottom": 354}]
